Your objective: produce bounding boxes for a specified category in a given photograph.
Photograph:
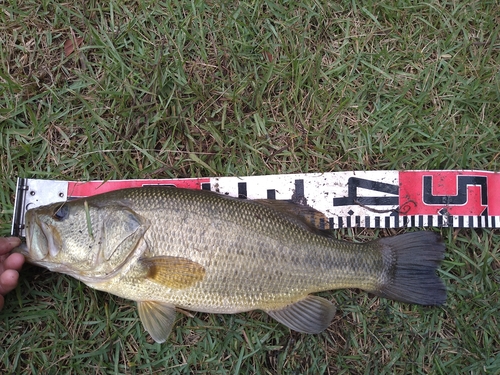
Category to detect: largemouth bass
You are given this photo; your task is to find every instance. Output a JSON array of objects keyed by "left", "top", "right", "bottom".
[{"left": 18, "top": 187, "right": 446, "bottom": 343}]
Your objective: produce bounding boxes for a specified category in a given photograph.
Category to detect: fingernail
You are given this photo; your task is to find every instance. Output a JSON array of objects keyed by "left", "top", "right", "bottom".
[{"left": 6, "top": 237, "right": 21, "bottom": 246}]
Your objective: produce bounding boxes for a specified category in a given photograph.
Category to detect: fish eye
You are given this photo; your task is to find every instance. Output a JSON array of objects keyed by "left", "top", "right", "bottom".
[{"left": 53, "top": 205, "right": 69, "bottom": 221}]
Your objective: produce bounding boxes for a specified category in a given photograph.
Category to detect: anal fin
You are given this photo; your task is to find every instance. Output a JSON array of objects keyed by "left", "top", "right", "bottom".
[
  {"left": 137, "top": 301, "right": 177, "bottom": 343},
  {"left": 265, "top": 295, "right": 336, "bottom": 334}
]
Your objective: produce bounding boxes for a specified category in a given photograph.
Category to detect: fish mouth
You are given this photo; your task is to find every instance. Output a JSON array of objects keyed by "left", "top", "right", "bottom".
[
  {"left": 23, "top": 211, "right": 57, "bottom": 262},
  {"left": 12, "top": 242, "right": 29, "bottom": 257}
]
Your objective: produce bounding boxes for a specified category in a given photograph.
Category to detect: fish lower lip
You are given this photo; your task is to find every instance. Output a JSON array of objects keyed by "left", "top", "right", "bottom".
[
  {"left": 25, "top": 214, "right": 32, "bottom": 250},
  {"left": 39, "top": 221, "right": 60, "bottom": 257},
  {"left": 25, "top": 213, "right": 50, "bottom": 261},
  {"left": 24, "top": 212, "right": 35, "bottom": 259},
  {"left": 12, "top": 243, "right": 29, "bottom": 256}
]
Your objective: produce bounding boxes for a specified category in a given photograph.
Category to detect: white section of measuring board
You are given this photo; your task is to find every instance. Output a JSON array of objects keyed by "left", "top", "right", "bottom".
[{"left": 211, "top": 171, "right": 400, "bottom": 218}]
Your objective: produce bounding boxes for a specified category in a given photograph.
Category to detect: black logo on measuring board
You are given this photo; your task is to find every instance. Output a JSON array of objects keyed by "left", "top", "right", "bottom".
[
  {"left": 333, "top": 177, "right": 399, "bottom": 208},
  {"left": 422, "top": 176, "right": 487, "bottom": 206},
  {"left": 333, "top": 175, "right": 488, "bottom": 209}
]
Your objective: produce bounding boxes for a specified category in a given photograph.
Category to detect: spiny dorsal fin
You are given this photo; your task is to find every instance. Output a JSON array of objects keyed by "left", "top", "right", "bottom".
[
  {"left": 255, "top": 199, "right": 332, "bottom": 232},
  {"left": 137, "top": 301, "right": 176, "bottom": 343},
  {"left": 140, "top": 256, "right": 205, "bottom": 289},
  {"left": 265, "top": 295, "right": 336, "bottom": 334}
]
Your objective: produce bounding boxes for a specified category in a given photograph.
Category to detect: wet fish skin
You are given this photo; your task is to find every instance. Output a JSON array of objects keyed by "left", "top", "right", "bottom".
[{"left": 20, "top": 187, "right": 446, "bottom": 343}]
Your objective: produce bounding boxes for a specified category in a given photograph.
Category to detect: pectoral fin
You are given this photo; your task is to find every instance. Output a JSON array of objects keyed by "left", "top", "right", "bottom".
[
  {"left": 137, "top": 301, "right": 176, "bottom": 343},
  {"left": 265, "top": 295, "right": 336, "bottom": 334},
  {"left": 140, "top": 256, "right": 205, "bottom": 289}
]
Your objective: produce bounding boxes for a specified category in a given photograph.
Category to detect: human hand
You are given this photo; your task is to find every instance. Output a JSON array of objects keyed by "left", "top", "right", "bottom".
[{"left": 0, "top": 237, "right": 25, "bottom": 310}]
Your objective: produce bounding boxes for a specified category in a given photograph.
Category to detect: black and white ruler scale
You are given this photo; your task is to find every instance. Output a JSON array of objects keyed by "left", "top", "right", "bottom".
[{"left": 11, "top": 170, "right": 500, "bottom": 238}]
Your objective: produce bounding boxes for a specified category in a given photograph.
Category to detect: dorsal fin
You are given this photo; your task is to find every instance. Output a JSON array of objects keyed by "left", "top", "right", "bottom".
[{"left": 255, "top": 199, "right": 332, "bottom": 233}]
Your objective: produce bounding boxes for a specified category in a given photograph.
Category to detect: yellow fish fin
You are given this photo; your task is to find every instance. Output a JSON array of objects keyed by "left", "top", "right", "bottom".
[
  {"left": 265, "top": 295, "right": 336, "bottom": 334},
  {"left": 140, "top": 256, "right": 206, "bottom": 289},
  {"left": 255, "top": 199, "right": 332, "bottom": 231},
  {"left": 137, "top": 301, "right": 176, "bottom": 343}
]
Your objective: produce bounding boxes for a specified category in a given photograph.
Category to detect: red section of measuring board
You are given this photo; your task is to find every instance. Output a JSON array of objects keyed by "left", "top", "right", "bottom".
[
  {"left": 67, "top": 178, "right": 210, "bottom": 198},
  {"left": 399, "top": 171, "right": 500, "bottom": 216}
]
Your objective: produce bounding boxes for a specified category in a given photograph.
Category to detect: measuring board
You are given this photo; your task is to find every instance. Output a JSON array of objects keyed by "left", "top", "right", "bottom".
[{"left": 11, "top": 170, "right": 500, "bottom": 237}]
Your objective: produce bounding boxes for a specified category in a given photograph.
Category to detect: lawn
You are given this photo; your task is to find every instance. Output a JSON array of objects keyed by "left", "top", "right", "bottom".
[{"left": 0, "top": 0, "right": 499, "bottom": 374}]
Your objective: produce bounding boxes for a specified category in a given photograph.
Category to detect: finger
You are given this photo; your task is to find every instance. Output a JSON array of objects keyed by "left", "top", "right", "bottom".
[
  {"left": 4, "top": 253, "right": 25, "bottom": 271},
  {"left": 0, "top": 269, "right": 20, "bottom": 295},
  {"left": 0, "top": 237, "right": 22, "bottom": 254}
]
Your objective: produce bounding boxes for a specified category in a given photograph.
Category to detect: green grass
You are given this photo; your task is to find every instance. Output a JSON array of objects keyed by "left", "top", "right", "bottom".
[{"left": 1, "top": 0, "right": 499, "bottom": 373}]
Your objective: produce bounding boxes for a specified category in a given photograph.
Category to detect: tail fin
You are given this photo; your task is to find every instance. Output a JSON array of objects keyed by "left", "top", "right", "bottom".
[{"left": 372, "top": 232, "right": 446, "bottom": 306}]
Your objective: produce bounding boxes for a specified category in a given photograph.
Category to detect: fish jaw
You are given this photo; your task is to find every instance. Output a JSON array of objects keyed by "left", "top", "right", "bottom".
[
  {"left": 24, "top": 210, "right": 51, "bottom": 261},
  {"left": 23, "top": 210, "right": 78, "bottom": 275}
]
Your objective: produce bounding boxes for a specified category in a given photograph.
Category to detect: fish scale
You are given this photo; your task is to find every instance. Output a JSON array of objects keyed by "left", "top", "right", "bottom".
[{"left": 20, "top": 186, "right": 446, "bottom": 343}]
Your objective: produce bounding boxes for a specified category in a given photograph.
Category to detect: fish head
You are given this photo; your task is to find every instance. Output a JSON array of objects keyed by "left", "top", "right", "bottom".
[{"left": 22, "top": 198, "right": 148, "bottom": 281}]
